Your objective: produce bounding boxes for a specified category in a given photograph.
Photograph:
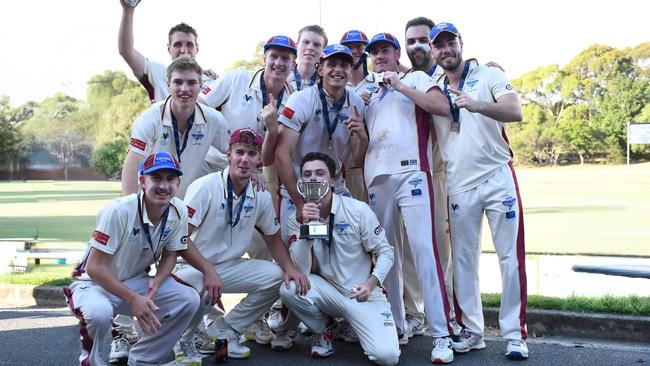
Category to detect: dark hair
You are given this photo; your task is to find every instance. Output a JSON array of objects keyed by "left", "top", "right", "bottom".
[
  {"left": 300, "top": 152, "right": 336, "bottom": 178},
  {"left": 405, "top": 17, "right": 435, "bottom": 32},
  {"left": 166, "top": 55, "right": 202, "bottom": 83},
  {"left": 298, "top": 25, "right": 328, "bottom": 47},
  {"left": 168, "top": 22, "right": 198, "bottom": 44}
]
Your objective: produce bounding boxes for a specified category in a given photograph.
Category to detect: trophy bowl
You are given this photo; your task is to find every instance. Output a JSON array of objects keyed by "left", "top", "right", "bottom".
[{"left": 296, "top": 180, "right": 330, "bottom": 240}]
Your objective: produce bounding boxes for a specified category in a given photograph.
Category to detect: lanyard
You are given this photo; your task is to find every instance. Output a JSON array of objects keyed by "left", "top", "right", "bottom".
[
  {"left": 137, "top": 192, "right": 170, "bottom": 260},
  {"left": 293, "top": 68, "right": 318, "bottom": 91},
  {"left": 427, "top": 64, "right": 438, "bottom": 77},
  {"left": 260, "top": 72, "right": 285, "bottom": 110},
  {"left": 321, "top": 214, "right": 335, "bottom": 248},
  {"left": 226, "top": 176, "right": 248, "bottom": 228},
  {"left": 318, "top": 82, "right": 347, "bottom": 140},
  {"left": 171, "top": 112, "right": 195, "bottom": 163},
  {"left": 353, "top": 53, "right": 369, "bottom": 76},
  {"left": 443, "top": 60, "right": 471, "bottom": 123}
]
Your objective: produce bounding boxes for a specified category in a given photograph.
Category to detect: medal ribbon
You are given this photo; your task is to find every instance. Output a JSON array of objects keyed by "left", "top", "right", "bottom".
[
  {"left": 226, "top": 175, "right": 248, "bottom": 228},
  {"left": 443, "top": 60, "right": 471, "bottom": 123},
  {"left": 171, "top": 112, "right": 194, "bottom": 163},
  {"left": 137, "top": 192, "right": 170, "bottom": 261}
]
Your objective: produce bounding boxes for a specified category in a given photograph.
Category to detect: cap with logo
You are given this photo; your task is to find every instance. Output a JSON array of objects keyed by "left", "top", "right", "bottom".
[
  {"left": 365, "top": 32, "right": 401, "bottom": 52},
  {"left": 429, "top": 22, "right": 461, "bottom": 43},
  {"left": 263, "top": 35, "right": 298, "bottom": 55},
  {"left": 340, "top": 30, "right": 369, "bottom": 45},
  {"left": 229, "top": 128, "right": 263, "bottom": 149},
  {"left": 320, "top": 44, "right": 354, "bottom": 64},
  {"left": 140, "top": 151, "right": 183, "bottom": 176}
]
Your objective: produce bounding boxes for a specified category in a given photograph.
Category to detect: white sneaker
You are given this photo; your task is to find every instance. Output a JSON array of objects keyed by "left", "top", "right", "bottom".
[
  {"left": 267, "top": 305, "right": 284, "bottom": 330},
  {"left": 108, "top": 336, "right": 130, "bottom": 364},
  {"left": 431, "top": 337, "right": 454, "bottom": 364},
  {"left": 193, "top": 329, "right": 216, "bottom": 354},
  {"left": 311, "top": 325, "right": 334, "bottom": 358},
  {"left": 271, "top": 330, "right": 293, "bottom": 351},
  {"left": 225, "top": 330, "right": 252, "bottom": 359},
  {"left": 451, "top": 329, "right": 486, "bottom": 353},
  {"left": 334, "top": 320, "right": 359, "bottom": 343},
  {"left": 244, "top": 318, "right": 273, "bottom": 344},
  {"left": 173, "top": 339, "right": 204, "bottom": 365},
  {"left": 405, "top": 314, "right": 425, "bottom": 338},
  {"left": 505, "top": 339, "right": 529, "bottom": 360},
  {"left": 398, "top": 332, "right": 409, "bottom": 347}
]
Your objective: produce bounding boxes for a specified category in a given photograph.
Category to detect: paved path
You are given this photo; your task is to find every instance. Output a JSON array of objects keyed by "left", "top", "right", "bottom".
[{"left": 0, "top": 306, "right": 648, "bottom": 366}]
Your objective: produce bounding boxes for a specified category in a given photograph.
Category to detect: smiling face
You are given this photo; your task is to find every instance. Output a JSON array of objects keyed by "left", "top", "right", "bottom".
[
  {"left": 264, "top": 47, "right": 295, "bottom": 81},
  {"left": 318, "top": 55, "right": 352, "bottom": 90},
  {"left": 227, "top": 143, "right": 261, "bottom": 182},
  {"left": 139, "top": 170, "right": 180, "bottom": 207},
  {"left": 298, "top": 30, "right": 325, "bottom": 67},
  {"left": 368, "top": 43, "right": 400, "bottom": 73},
  {"left": 167, "top": 68, "right": 201, "bottom": 108},
  {"left": 405, "top": 24, "right": 433, "bottom": 70},
  {"left": 301, "top": 159, "right": 335, "bottom": 189},
  {"left": 431, "top": 32, "right": 464, "bottom": 71},
  {"left": 167, "top": 31, "right": 198, "bottom": 60}
]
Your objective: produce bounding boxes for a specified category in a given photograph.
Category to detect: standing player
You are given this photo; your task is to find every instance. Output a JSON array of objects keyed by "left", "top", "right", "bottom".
[
  {"left": 287, "top": 25, "right": 328, "bottom": 91},
  {"left": 364, "top": 32, "right": 455, "bottom": 364},
  {"left": 430, "top": 22, "right": 528, "bottom": 360},
  {"left": 173, "top": 128, "right": 309, "bottom": 360},
  {"left": 280, "top": 152, "right": 400, "bottom": 366},
  {"left": 118, "top": 0, "right": 216, "bottom": 103},
  {"left": 121, "top": 56, "right": 228, "bottom": 198},
  {"left": 64, "top": 152, "right": 213, "bottom": 366},
  {"left": 400, "top": 16, "right": 454, "bottom": 342}
]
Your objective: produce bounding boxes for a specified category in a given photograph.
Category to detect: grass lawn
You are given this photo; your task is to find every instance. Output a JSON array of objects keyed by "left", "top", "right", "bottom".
[{"left": 0, "top": 164, "right": 649, "bottom": 256}]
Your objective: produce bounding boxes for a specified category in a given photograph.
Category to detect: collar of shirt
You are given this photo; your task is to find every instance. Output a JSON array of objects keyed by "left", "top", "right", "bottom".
[
  {"left": 219, "top": 167, "right": 256, "bottom": 200},
  {"left": 138, "top": 192, "right": 154, "bottom": 228},
  {"left": 160, "top": 95, "right": 208, "bottom": 127},
  {"left": 137, "top": 192, "right": 181, "bottom": 227},
  {"left": 320, "top": 85, "right": 351, "bottom": 110},
  {"left": 249, "top": 69, "right": 293, "bottom": 98}
]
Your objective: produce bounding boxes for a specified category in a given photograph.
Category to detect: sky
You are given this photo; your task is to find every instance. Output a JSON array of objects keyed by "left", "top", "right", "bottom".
[{"left": 0, "top": 0, "right": 648, "bottom": 106}]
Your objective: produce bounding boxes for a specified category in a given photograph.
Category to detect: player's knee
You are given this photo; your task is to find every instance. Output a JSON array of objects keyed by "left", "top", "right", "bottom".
[
  {"left": 82, "top": 303, "right": 113, "bottom": 329},
  {"left": 279, "top": 280, "right": 298, "bottom": 304},
  {"left": 367, "top": 343, "right": 400, "bottom": 366},
  {"left": 175, "top": 282, "right": 201, "bottom": 314}
]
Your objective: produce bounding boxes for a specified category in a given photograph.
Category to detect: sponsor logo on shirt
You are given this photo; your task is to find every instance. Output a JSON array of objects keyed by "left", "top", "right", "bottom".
[
  {"left": 502, "top": 197, "right": 517, "bottom": 210},
  {"left": 368, "top": 192, "right": 376, "bottom": 206},
  {"left": 374, "top": 225, "right": 383, "bottom": 235},
  {"left": 408, "top": 178, "right": 423, "bottom": 187},
  {"left": 506, "top": 211, "right": 516, "bottom": 220},
  {"left": 181, "top": 235, "right": 188, "bottom": 244},
  {"left": 192, "top": 131, "right": 204, "bottom": 145},
  {"left": 465, "top": 79, "right": 479, "bottom": 89},
  {"left": 187, "top": 206, "right": 196, "bottom": 219},
  {"left": 334, "top": 222, "right": 350, "bottom": 234},
  {"left": 243, "top": 203, "right": 254, "bottom": 217},
  {"left": 288, "top": 234, "right": 297, "bottom": 246},
  {"left": 244, "top": 94, "right": 253, "bottom": 102},
  {"left": 202, "top": 86, "right": 212, "bottom": 95},
  {"left": 281, "top": 106, "right": 295, "bottom": 119},
  {"left": 132, "top": 228, "right": 140, "bottom": 236},
  {"left": 130, "top": 138, "right": 146, "bottom": 151},
  {"left": 92, "top": 230, "right": 110, "bottom": 245},
  {"left": 505, "top": 84, "right": 513, "bottom": 90},
  {"left": 411, "top": 188, "right": 422, "bottom": 197},
  {"left": 451, "top": 203, "right": 460, "bottom": 218}
]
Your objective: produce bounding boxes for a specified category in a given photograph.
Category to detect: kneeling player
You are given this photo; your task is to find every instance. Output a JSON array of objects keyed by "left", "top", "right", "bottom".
[{"left": 280, "top": 152, "right": 400, "bottom": 366}]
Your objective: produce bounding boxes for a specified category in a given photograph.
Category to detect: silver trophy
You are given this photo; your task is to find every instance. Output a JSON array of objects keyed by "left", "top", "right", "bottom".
[
  {"left": 123, "top": 0, "right": 141, "bottom": 7},
  {"left": 296, "top": 179, "right": 330, "bottom": 239}
]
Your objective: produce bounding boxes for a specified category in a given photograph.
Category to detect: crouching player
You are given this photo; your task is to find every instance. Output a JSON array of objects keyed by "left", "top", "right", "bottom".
[
  {"left": 172, "top": 128, "right": 309, "bottom": 362},
  {"left": 280, "top": 152, "right": 400, "bottom": 366},
  {"left": 65, "top": 152, "right": 201, "bottom": 366}
]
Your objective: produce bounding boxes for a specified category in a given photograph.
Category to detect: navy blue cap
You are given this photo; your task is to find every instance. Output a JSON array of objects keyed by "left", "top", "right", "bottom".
[
  {"left": 429, "top": 22, "right": 461, "bottom": 43},
  {"left": 263, "top": 35, "right": 297, "bottom": 55},
  {"left": 320, "top": 44, "right": 354, "bottom": 64},
  {"left": 365, "top": 33, "right": 401, "bottom": 52},
  {"left": 139, "top": 151, "right": 183, "bottom": 176},
  {"left": 340, "top": 30, "right": 369, "bottom": 45}
]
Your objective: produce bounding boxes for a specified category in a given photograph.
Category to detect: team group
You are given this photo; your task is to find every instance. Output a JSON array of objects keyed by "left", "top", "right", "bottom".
[{"left": 64, "top": 1, "right": 530, "bottom": 365}]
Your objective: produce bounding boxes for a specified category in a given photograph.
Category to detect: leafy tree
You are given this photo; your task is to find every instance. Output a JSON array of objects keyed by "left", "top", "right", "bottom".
[
  {"left": 92, "top": 138, "right": 128, "bottom": 179},
  {"left": 225, "top": 41, "right": 265, "bottom": 72},
  {"left": 0, "top": 97, "right": 24, "bottom": 168}
]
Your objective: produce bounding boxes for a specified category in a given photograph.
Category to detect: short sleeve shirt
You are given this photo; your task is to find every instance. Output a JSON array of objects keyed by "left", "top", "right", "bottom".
[{"left": 183, "top": 168, "right": 280, "bottom": 265}]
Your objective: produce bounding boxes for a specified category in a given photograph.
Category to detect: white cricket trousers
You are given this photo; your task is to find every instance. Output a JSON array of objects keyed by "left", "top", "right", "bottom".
[
  {"left": 403, "top": 171, "right": 454, "bottom": 323},
  {"left": 65, "top": 275, "right": 200, "bottom": 366},
  {"left": 173, "top": 258, "right": 284, "bottom": 336},
  {"left": 280, "top": 275, "right": 400, "bottom": 366},
  {"left": 448, "top": 163, "right": 528, "bottom": 340},
  {"left": 368, "top": 171, "right": 452, "bottom": 337}
]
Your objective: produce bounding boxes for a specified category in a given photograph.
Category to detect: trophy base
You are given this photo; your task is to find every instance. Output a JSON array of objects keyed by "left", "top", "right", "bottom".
[{"left": 300, "top": 223, "right": 329, "bottom": 240}]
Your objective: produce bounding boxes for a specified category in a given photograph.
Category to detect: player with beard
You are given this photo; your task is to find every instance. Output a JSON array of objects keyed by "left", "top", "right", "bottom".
[{"left": 430, "top": 22, "right": 528, "bottom": 360}]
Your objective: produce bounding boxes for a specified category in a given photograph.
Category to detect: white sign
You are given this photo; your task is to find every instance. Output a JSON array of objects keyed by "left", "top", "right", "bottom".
[{"left": 629, "top": 123, "right": 650, "bottom": 144}]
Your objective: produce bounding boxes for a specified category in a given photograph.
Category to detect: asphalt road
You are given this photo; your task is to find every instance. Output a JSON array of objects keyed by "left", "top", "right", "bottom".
[{"left": 0, "top": 306, "right": 648, "bottom": 366}]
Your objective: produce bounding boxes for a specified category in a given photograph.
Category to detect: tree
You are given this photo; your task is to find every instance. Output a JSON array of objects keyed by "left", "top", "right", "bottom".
[
  {"left": 92, "top": 138, "right": 128, "bottom": 179},
  {"left": 225, "top": 41, "right": 265, "bottom": 72}
]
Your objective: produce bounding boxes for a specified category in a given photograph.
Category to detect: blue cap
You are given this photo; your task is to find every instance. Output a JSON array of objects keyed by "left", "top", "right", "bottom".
[
  {"left": 263, "top": 35, "right": 297, "bottom": 55},
  {"left": 139, "top": 151, "right": 183, "bottom": 176},
  {"left": 320, "top": 44, "right": 354, "bottom": 64},
  {"left": 429, "top": 22, "right": 461, "bottom": 43},
  {"left": 340, "top": 30, "right": 369, "bottom": 45},
  {"left": 365, "top": 33, "right": 400, "bottom": 52}
]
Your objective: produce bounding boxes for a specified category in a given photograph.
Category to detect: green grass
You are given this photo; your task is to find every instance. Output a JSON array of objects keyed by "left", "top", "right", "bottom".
[
  {"left": 0, "top": 264, "right": 73, "bottom": 286},
  {"left": 482, "top": 293, "right": 650, "bottom": 316}
]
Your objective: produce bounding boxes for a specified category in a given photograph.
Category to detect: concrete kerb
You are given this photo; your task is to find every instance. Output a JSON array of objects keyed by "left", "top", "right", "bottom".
[{"left": 2, "top": 284, "right": 649, "bottom": 344}]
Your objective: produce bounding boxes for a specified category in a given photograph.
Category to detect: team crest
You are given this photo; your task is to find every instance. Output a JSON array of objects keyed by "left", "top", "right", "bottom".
[
  {"left": 161, "top": 227, "right": 172, "bottom": 241},
  {"left": 334, "top": 222, "right": 350, "bottom": 234}
]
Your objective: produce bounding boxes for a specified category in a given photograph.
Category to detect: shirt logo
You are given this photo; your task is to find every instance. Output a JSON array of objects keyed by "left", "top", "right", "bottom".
[
  {"left": 92, "top": 230, "right": 110, "bottom": 245},
  {"left": 334, "top": 222, "right": 350, "bottom": 234},
  {"left": 187, "top": 206, "right": 196, "bottom": 219},
  {"left": 132, "top": 228, "right": 140, "bottom": 236},
  {"left": 411, "top": 188, "right": 422, "bottom": 197},
  {"left": 192, "top": 131, "right": 204, "bottom": 145},
  {"left": 374, "top": 225, "right": 383, "bottom": 235},
  {"left": 202, "top": 86, "right": 212, "bottom": 95},
  {"left": 180, "top": 235, "right": 188, "bottom": 244},
  {"left": 408, "top": 178, "right": 423, "bottom": 188},
  {"left": 163, "top": 132, "right": 169, "bottom": 140},
  {"left": 465, "top": 79, "right": 479, "bottom": 89},
  {"left": 281, "top": 106, "right": 295, "bottom": 119},
  {"left": 288, "top": 234, "right": 297, "bottom": 246},
  {"left": 161, "top": 227, "right": 172, "bottom": 241},
  {"left": 244, "top": 94, "right": 253, "bottom": 102},
  {"left": 451, "top": 203, "right": 460, "bottom": 218},
  {"left": 368, "top": 192, "right": 376, "bottom": 206},
  {"left": 502, "top": 197, "right": 517, "bottom": 210},
  {"left": 130, "top": 138, "right": 146, "bottom": 151}
]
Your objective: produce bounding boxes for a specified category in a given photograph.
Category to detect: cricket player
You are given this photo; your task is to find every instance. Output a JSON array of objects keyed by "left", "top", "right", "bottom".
[
  {"left": 64, "top": 151, "right": 219, "bottom": 366},
  {"left": 287, "top": 25, "right": 328, "bottom": 91},
  {"left": 121, "top": 56, "right": 229, "bottom": 199},
  {"left": 172, "top": 128, "right": 309, "bottom": 360},
  {"left": 118, "top": 0, "right": 217, "bottom": 103},
  {"left": 430, "top": 22, "right": 528, "bottom": 360},
  {"left": 364, "top": 32, "right": 455, "bottom": 364},
  {"left": 280, "top": 152, "right": 400, "bottom": 366}
]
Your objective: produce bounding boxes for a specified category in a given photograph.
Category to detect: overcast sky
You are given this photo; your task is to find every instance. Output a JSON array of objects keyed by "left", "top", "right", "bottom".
[{"left": 1, "top": 0, "right": 648, "bottom": 106}]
